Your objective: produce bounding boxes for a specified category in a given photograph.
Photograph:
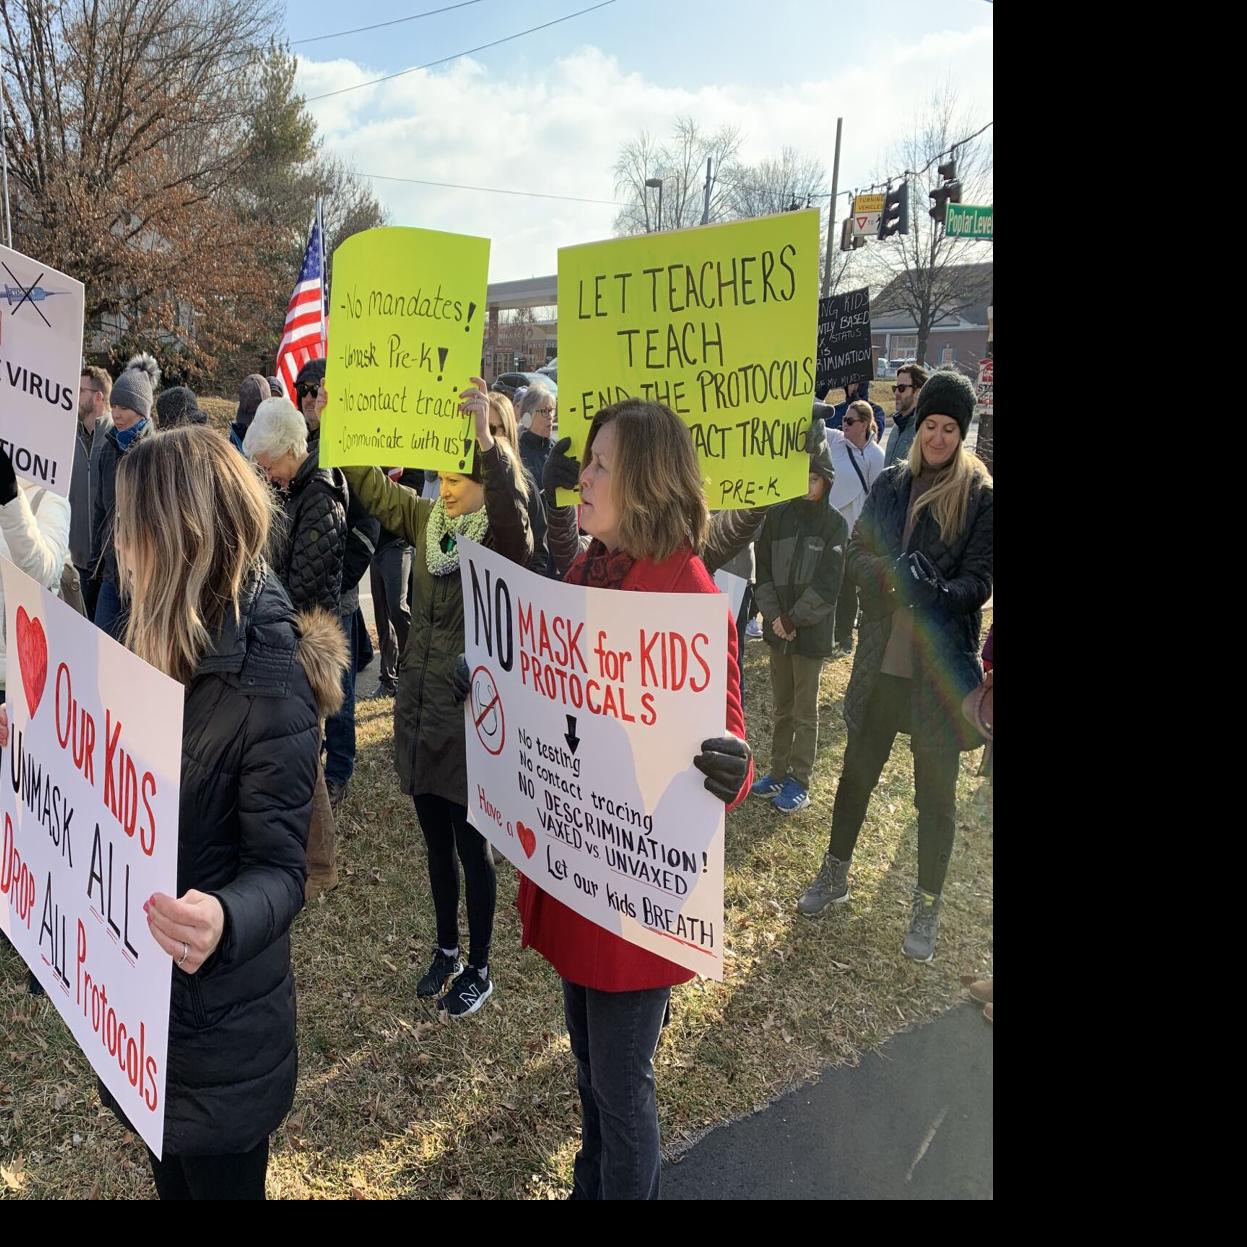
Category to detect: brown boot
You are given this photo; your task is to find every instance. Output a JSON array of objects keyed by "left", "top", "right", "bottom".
[
  {"left": 960, "top": 975, "right": 993, "bottom": 1004},
  {"left": 982, "top": 1001, "right": 993, "bottom": 1024},
  {"left": 305, "top": 763, "right": 339, "bottom": 902}
]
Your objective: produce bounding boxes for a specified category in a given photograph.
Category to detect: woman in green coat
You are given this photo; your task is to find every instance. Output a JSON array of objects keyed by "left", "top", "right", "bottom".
[{"left": 338, "top": 378, "right": 532, "bottom": 1018}]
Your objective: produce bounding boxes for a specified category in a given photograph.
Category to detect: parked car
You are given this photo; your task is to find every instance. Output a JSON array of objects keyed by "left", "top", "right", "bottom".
[
  {"left": 491, "top": 370, "right": 558, "bottom": 398},
  {"left": 537, "top": 358, "right": 557, "bottom": 384}
]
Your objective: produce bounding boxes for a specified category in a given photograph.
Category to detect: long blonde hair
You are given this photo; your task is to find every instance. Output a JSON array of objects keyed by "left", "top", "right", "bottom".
[
  {"left": 115, "top": 427, "right": 274, "bottom": 682},
  {"left": 906, "top": 431, "right": 993, "bottom": 544},
  {"left": 487, "top": 392, "right": 519, "bottom": 449}
]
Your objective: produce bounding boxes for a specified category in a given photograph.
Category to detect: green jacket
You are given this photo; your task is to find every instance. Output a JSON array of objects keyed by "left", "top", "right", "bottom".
[
  {"left": 753, "top": 496, "right": 847, "bottom": 659},
  {"left": 344, "top": 445, "right": 531, "bottom": 804}
]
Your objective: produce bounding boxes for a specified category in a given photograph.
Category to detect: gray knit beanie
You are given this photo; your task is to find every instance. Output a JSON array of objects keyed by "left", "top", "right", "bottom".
[
  {"left": 915, "top": 369, "right": 976, "bottom": 440},
  {"left": 111, "top": 353, "right": 161, "bottom": 421},
  {"left": 805, "top": 420, "right": 836, "bottom": 487}
]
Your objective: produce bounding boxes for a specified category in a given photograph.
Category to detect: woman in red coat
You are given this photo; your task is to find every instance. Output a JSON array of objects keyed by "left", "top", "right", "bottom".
[{"left": 517, "top": 399, "right": 753, "bottom": 1200}]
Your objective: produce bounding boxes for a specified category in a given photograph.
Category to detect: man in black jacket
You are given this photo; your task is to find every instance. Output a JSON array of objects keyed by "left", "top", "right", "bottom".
[{"left": 363, "top": 469, "right": 419, "bottom": 700}]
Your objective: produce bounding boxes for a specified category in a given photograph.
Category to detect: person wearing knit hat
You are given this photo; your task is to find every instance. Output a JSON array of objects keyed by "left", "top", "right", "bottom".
[
  {"left": 91, "top": 353, "right": 160, "bottom": 639},
  {"left": 748, "top": 421, "right": 848, "bottom": 815},
  {"left": 155, "top": 385, "right": 206, "bottom": 430},
  {"left": 230, "top": 374, "right": 273, "bottom": 453},
  {"left": 798, "top": 366, "right": 993, "bottom": 965}
]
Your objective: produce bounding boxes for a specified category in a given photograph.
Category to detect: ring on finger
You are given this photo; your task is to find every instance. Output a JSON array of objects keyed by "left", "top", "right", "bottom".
[{"left": 178, "top": 941, "right": 189, "bottom": 969}]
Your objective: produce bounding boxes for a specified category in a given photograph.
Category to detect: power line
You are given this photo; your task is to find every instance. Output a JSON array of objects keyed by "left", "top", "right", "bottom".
[
  {"left": 291, "top": 1, "right": 487, "bottom": 47},
  {"left": 303, "top": 0, "right": 618, "bottom": 102},
  {"left": 358, "top": 170, "right": 625, "bottom": 206}
]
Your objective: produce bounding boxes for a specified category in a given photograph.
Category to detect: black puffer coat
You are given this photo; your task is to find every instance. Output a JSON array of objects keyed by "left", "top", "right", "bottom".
[
  {"left": 89, "top": 422, "right": 153, "bottom": 587},
  {"left": 845, "top": 463, "right": 993, "bottom": 752},
  {"left": 343, "top": 445, "right": 531, "bottom": 805},
  {"left": 102, "top": 570, "right": 348, "bottom": 1154},
  {"left": 271, "top": 454, "right": 348, "bottom": 614}
]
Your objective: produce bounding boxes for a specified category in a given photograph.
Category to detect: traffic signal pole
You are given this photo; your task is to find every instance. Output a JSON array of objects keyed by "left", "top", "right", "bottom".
[{"left": 821, "top": 117, "right": 842, "bottom": 298}]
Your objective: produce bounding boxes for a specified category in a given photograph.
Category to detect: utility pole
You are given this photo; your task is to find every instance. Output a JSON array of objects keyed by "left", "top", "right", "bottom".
[
  {"left": 701, "top": 157, "right": 712, "bottom": 225},
  {"left": 821, "top": 117, "right": 842, "bottom": 298},
  {"left": 1, "top": 37, "right": 12, "bottom": 249}
]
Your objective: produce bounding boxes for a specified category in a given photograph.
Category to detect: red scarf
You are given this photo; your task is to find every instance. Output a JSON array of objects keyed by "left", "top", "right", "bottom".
[{"left": 566, "top": 539, "right": 635, "bottom": 589}]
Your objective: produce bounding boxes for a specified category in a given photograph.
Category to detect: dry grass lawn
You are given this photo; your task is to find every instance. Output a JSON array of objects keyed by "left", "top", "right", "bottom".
[{"left": 1, "top": 607, "right": 992, "bottom": 1200}]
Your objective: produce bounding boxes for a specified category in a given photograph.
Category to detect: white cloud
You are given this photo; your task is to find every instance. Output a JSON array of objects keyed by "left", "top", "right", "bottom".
[{"left": 297, "top": 31, "right": 992, "bottom": 282}]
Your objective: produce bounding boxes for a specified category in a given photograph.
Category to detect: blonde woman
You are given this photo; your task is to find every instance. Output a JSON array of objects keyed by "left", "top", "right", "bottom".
[
  {"left": 487, "top": 390, "right": 551, "bottom": 575},
  {"left": 56, "top": 427, "right": 344, "bottom": 1198},
  {"left": 798, "top": 370, "right": 993, "bottom": 963}
]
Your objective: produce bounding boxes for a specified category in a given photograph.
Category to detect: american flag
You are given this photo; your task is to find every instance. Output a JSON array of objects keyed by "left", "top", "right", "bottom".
[{"left": 275, "top": 214, "right": 327, "bottom": 402}]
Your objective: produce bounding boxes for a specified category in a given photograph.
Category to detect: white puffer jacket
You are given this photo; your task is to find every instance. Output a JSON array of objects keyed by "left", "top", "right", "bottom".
[{"left": 0, "top": 481, "right": 72, "bottom": 690}]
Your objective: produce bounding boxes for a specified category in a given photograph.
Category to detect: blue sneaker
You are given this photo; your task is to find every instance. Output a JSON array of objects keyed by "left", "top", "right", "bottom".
[
  {"left": 750, "top": 774, "right": 783, "bottom": 799},
  {"left": 773, "top": 777, "right": 810, "bottom": 814}
]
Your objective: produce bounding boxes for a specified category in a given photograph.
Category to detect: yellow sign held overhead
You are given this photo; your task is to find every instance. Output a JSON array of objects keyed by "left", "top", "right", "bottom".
[
  {"left": 321, "top": 226, "right": 490, "bottom": 474},
  {"left": 556, "top": 210, "right": 821, "bottom": 510}
]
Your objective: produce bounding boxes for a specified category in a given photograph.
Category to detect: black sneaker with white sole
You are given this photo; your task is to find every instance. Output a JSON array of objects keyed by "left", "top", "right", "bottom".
[
  {"left": 416, "top": 948, "right": 462, "bottom": 999},
  {"left": 437, "top": 966, "right": 493, "bottom": 1018}
]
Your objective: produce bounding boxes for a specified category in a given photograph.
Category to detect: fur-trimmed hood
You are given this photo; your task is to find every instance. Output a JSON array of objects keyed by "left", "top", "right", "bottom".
[{"left": 295, "top": 607, "right": 349, "bottom": 718}]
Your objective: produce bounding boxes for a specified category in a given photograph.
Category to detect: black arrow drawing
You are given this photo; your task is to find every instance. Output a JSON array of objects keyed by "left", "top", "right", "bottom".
[{"left": 564, "top": 714, "right": 580, "bottom": 755}]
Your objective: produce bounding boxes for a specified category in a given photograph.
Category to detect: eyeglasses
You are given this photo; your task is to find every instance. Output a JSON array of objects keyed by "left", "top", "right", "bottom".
[
  {"left": 895, "top": 384, "right": 914, "bottom": 394},
  {"left": 533, "top": 407, "right": 555, "bottom": 417}
]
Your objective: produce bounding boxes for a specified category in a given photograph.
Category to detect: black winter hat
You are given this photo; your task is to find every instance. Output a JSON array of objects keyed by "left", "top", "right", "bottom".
[
  {"left": 915, "top": 369, "right": 976, "bottom": 440},
  {"left": 294, "top": 358, "right": 326, "bottom": 390},
  {"left": 155, "top": 385, "right": 205, "bottom": 429}
]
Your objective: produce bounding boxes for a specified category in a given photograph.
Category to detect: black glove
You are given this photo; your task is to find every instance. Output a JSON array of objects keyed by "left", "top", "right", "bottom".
[
  {"left": 0, "top": 445, "right": 17, "bottom": 506},
  {"left": 542, "top": 435, "right": 581, "bottom": 504},
  {"left": 452, "top": 654, "right": 470, "bottom": 704},
  {"left": 895, "top": 551, "right": 944, "bottom": 608},
  {"left": 693, "top": 734, "right": 752, "bottom": 804}
]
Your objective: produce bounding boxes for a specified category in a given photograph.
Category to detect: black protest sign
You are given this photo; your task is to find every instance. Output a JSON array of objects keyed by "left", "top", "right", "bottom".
[{"left": 815, "top": 287, "right": 872, "bottom": 395}]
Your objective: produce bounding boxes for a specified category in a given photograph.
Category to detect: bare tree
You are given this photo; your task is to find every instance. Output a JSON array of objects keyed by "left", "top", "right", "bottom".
[
  {"left": 612, "top": 117, "right": 743, "bottom": 235},
  {"left": 864, "top": 86, "right": 993, "bottom": 365}
]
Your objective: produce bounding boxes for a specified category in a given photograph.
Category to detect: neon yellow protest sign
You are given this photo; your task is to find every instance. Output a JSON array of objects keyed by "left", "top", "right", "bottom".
[
  {"left": 321, "top": 226, "right": 490, "bottom": 473},
  {"left": 556, "top": 210, "right": 820, "bottom": 509}
]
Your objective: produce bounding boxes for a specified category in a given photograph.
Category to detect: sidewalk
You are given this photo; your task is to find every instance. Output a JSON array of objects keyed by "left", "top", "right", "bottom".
[{"left": 662, "top": 1004, "right": 993, "bottom": 1200}]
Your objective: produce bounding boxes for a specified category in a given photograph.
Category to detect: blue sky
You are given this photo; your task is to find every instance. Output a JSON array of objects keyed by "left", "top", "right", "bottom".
[{"left": 290, "top": 0, "right": 992, "bottom": 280}]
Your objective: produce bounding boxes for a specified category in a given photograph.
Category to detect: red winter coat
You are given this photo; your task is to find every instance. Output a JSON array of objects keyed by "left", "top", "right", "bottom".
[{"left": 517, "top": 540, "right": 751, "bottom": 991}]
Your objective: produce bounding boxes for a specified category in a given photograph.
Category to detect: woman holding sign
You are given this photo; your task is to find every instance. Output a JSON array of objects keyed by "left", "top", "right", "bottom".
[
  {"left": 333, "top": 378, "right": 531, "bottom": 1019},
  {"left": 798, "top": 371, "right": 993, "bottom": 964},
  {"left": 0, "top": 427, "right": 350, "bottom": 1199},
  {"left": 516, "top": 398, "right": 753, "bottom": 1201}
]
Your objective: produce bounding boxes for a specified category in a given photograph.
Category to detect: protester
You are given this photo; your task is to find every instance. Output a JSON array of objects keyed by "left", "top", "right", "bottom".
[
  {"left": 960, "top": 624, "right": 992, "bottom": 1023},
  {"left": 362, "top": 469, "right": 420, "bottom": 701},
  {"left": 72, "top": 366, "right": 114, "bottom": 619},
  {"left": 825, "top": 376, "right": 885, "bottom": 442},
  {"left": 719, "top": 540, "right": 756, "bottom": 701},
  {"left": 337, "top": 378, "right": 532, "bottom": 1018},
  {"left": 513, "top": 399, "right": 752, "bottom": 1200},
  {"left": 883, "top": 362, "right": 927, "bottom": 469},
  {"left": 91, "top": 352, "right": 160, "bottom": 639},
  {"left": 825, "top": 399, "right": 885, "bottom": 657},
  {"left": 294, "top": 358, "right": 327, "bottom": 449},
  {"left": 52, "top": 425, "right": 342, "bottom": 1199},
  {"left": 748, "top": 425, "right": 846, "bottom": 813},
  {"left": 516, "top": 383, "right": 557, "bottom": 492},
  {"left": 487, "top": 390, "right": 550, "bottom": 576},
  {"left": 540, "top": 436, "right": 766, "bottom": 578},
  {"left": 268, "top": 375, "right": 285, "bottom": 398},
  {"left": 229, "top": 374, "right": 272, "bottom": 453},
  {"left": 155, "top": 385, "right": 207, "bottom": 429},
  {"left": 244, "top": 397, "right": 348, "bottom": 896},
  {"left": 798, "top": 369, "right": 992, "bottom": 964}
]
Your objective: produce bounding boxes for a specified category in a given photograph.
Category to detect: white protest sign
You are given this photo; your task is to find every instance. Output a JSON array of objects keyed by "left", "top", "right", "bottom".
[
  {"left": 0, "top": 558, "right": 180, "bottom": 1156},
  {"left": 460, "top": 538, "right": 728, "bottom": 979},
  {"left": 713, "top": 569, "right": 749, "bottom": 621},
  {"left": 0, "top": 243, "right": 85, "bottom": 497}
]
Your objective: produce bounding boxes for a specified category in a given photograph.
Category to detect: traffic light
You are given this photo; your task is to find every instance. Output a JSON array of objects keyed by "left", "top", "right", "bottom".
[
  {"left": 878, "top": 180, "right": 909, "bottom": 238},
  {"left": 929, "top": 159, "right": 963, "bottom": 226},
  {"left": 840, "top": 217, "right": 866, "bottom": 251}
]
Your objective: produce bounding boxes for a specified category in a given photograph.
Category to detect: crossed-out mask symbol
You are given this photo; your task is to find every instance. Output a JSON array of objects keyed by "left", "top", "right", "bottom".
[{"left": 470, "top": 665, "right": 505, "bottom": 756}]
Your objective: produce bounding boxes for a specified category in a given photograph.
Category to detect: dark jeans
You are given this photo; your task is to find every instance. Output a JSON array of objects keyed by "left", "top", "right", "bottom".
[
  {"left": 93, "top": 578, "right": 127, "bottom": 640},
  {"left": 353, "top": 605, "right": 373, "bottom": 672},
  {"left": 370, "top": 542, "right": 412, "bottom": 690},
  {"left": 828, "top": 674, "right": 960, "bottom": 895},
  {"left": 323, "top": 611, "right": 357, "bottom": 788},
  {"left": 412, "top": 794, "right": 496, "bottom": 969},
  {"left": 563, "top": 980, "right": 670, "bottom": 1200},
  {"left": 147, "top": 1137, "right": 269, "bottom": 1200},
  {"left": 734, "top": 584, "right": 753, "bottom": 705},
  {"left": 834, "top": 565, "right": 858, "bottom": 649}
]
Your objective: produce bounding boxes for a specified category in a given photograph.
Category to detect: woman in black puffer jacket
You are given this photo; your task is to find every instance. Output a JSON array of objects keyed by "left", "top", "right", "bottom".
[
  {"left": 111, "top": 427, "right": 346, "bottom": 1198},
  {"left": 797, "top": 370, "right": 992, "bottom": 965}
]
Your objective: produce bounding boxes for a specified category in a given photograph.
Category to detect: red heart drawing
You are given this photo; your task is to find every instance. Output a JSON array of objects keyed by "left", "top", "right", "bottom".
[
  {"left": 516, "top": 820, "right": 537, "bottom": 859},
  {"left": 16, "top": 607, "right": 48, "bottom": 720}
]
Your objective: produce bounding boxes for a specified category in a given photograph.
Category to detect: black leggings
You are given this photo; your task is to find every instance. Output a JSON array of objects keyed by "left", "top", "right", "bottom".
[
  {"left": 412, "top": 794, "right": 497, "bottom": 969},
  {"left": 147, "top": 1137, "right": 269, "bottom": 1200},
  {"left": 828, "top": 674, "right": 960, "bottom": 895}
]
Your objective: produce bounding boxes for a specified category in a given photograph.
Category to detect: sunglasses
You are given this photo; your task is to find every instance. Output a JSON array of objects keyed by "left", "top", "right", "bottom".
[
  {"left": 895, "top": 384, "right": 914, "bottom": 394},
  {"left": 489, "top": 424, "right": 505, "bottom": 435},
  {"left": 298, "top": 384, "right": 320, "bottom": 400},
  {"left": 843, "top": 416, "right": 862, "bottom": 427}
]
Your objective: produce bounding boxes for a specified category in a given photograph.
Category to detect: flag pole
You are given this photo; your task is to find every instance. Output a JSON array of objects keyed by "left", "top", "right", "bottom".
[{"left": 316, "top": 196, "right": 326, "bottom": 352}]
